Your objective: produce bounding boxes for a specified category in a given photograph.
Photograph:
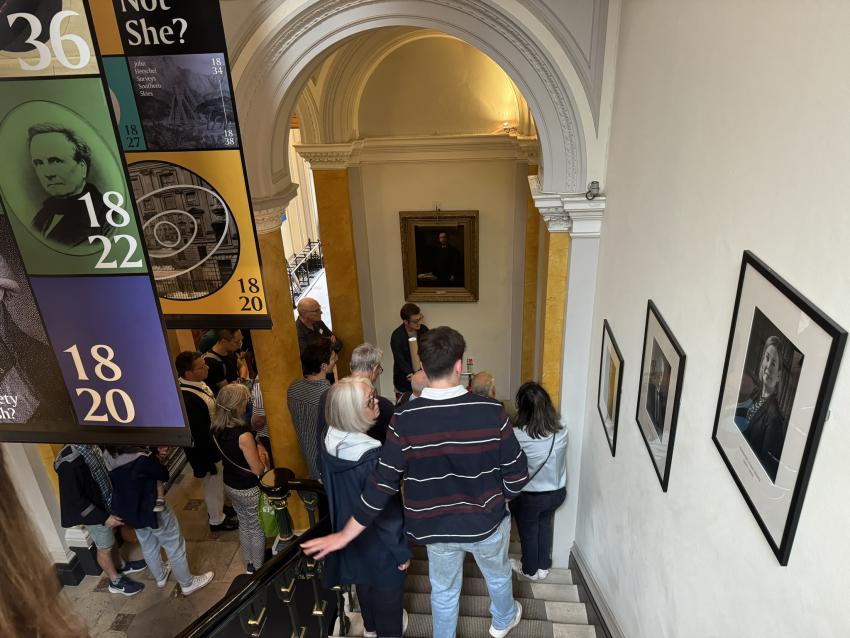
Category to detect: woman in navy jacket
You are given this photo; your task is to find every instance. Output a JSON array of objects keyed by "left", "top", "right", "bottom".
[{"left": 321, "top": 377, "right": 410, "bottom": 638}]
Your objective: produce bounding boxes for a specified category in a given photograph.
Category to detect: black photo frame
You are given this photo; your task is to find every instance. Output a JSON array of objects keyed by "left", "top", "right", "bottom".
[
  {"left": 712, "top": 251, "right": 846, "bottom": 565},
  {"left": 635, "top": 300, "right": 686, "bottom": 491},
  {"left": 597, "top": 319, "right": 624, "bottom": 456}
]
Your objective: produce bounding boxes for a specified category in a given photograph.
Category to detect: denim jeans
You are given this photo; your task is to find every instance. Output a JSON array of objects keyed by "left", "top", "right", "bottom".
[
  {"left": 426, "top": 515, "right": 517, "bottom": 637},
  {"left": 508, "top": 487, "right": 566, "bottom": 575},
  {"left": 135, "top": 504, "right": 193, "bottom": 589}
]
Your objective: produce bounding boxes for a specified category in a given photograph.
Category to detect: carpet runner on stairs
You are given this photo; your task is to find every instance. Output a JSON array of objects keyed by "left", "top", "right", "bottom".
[{"left": 333, "top": 542, "right": 597, "bottom": 637}]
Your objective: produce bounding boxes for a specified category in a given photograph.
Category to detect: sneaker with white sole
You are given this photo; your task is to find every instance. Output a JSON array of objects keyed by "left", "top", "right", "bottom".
[
  {"left": 489, "top": 601, "right": 522, "bottom": 638},
  {"left": 363, "top": 630, "right": 377, "bottom": 638},
  {"left": 156, "top": 563, "right": 171, "bottom": 588},
  {"left": 510, "top": 558, "right": 539, "bottom": 581},
  {"left": 536, "top": 568, "right": 549, "bottom": 580},
  {"left": 180, "top": 571, "right": 214, "bottom": 596},
  {"left": 107, "top": 575, "right": 144, "bottom": 596}
]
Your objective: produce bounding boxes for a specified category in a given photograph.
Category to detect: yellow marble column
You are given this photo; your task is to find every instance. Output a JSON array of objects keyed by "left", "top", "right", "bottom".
[
  {"left": 310, "top": 169, "right": 365, "bottom": 374},
  {"left": 251, "top": 212, "right": 310, "bottom": 529},
  {"left": 520, "top": 167, "right": 541, "bottom": 383},
  {"left": 537, "top": 230, "right": 571, "bottom": 411}
]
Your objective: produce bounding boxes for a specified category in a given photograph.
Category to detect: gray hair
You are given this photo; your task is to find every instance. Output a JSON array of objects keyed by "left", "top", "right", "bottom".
[
  {"left": 211, "top": 383, "right": 251, "bottom": 430},
  {"left": 470, "top": 371, "right": 496, "bottom": 398},
  {"left": 324, "top": 377, "right": 375, "bottom": 434},
  {"left": 350, "top": 342, "right": 383, "bottom": 374}
]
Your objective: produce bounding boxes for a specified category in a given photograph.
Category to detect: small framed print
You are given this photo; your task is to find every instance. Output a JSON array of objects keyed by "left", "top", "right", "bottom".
[
  {"left": 597, "top": 319, "right": 624, "bottom": 456},
  {"left": 636, "top": 300, "right": 686, "bottom": 491},
  {"left": 712, "top": 251, "right": 846, "bottom": 565}
]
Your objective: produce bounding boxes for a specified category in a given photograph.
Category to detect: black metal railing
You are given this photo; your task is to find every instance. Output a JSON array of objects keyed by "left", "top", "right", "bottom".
[
  {"left": 287, "top": 239, "right": 324, "bottom": 308},
  {"left": 176, "top": 474, "right": 349, "bottom": 638}
]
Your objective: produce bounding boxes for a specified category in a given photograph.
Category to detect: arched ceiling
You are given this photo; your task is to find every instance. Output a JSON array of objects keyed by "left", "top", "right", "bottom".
[{"left": 293, "top": 29, "right": 536, "bottom": 144}]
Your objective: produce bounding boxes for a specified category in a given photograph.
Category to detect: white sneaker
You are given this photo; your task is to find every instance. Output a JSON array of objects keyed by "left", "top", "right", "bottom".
[
  {"left": 181, "top": 571, "right": 214, "bottom": 596},
  {"left": 489, "top": 601, "right": 522, "bottom": 638},
  {"left": 510, "top": 558, "right": 539, "bottom": 581},
  {"left": 363, "top": 631, "right": 377, "bottom": 638},
  {"left": 156, "top": 563, "right": 171, "bottom": 588},
  {"left": 536, "top": 568, "right": 549, "bottom": 580}
]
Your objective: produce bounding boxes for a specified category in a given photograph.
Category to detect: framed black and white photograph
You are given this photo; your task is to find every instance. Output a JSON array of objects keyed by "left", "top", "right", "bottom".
[
  {"left": 597, "top": 319, "right": 624, "bottom": 456},
  {"left": 636, "top": 300, "right": 686, "bottom": 491},
  {"left": 713, "top": 251, "right": 846, "bottom": 565},
  {"left": 399, "top": 210, "right": 478, "bottom": 303}
]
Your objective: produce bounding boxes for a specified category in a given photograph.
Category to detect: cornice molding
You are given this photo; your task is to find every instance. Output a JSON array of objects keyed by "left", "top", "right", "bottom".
[
  {"left": 296, "top": 134, "right": 539, "bottom": 168},
  {"left": 529, "top": 175, "right": 605, "bottom": 237}
]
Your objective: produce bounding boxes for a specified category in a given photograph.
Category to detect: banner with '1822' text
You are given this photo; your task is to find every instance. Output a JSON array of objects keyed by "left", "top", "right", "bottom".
[{"left": 0, "top": 0, "right": 189, "bottom": 445}]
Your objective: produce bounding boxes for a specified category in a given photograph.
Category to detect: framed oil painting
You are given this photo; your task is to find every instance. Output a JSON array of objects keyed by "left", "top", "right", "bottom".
[
  {"left": 636, "top": 300, "right": 686, "bottom": 491},
  {"left": 712, "top": 251, "right": 846, "bottom": 565},
  {"left": 597, "top": 319, "right": 624, "bottom": 456},
  {"left": 399, "top": 210, "right": 478, "bottom": 303}
]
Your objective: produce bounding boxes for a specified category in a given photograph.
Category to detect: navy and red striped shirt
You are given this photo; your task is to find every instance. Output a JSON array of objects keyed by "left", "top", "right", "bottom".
[{"left": 354, "top": 386, "right": 529, "bottom": 544}]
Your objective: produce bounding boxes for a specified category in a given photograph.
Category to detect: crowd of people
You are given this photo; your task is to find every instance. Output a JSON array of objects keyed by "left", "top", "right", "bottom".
[
  {"left": 42, "top": 301, "right": 567, "bottom": 638},
  {"left": 290, "top": 301, "right": 568, "bottom": 638}
]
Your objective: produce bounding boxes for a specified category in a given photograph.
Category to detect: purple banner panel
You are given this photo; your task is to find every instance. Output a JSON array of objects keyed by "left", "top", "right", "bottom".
[{"left": 30, "top": 275, "right": 185, "bottom": 429}]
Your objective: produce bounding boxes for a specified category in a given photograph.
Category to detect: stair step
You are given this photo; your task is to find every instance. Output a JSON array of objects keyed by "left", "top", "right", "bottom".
[
  {"left": 406, "top": 558, "right": 573, "bottom": 584},
  {"left": 404, "top": 593, "right": 548, "bottom": 620},
  {"left": 404, "top": 574, "right": 579, "bottom": 602},
  {"left": 400, "top": 612, "right": 595, "bottom": 638}
]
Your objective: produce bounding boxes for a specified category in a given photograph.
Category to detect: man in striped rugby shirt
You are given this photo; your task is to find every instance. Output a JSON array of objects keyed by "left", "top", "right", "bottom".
[{"left": 304, "top": 326, "right": 529, "bottom": 638}]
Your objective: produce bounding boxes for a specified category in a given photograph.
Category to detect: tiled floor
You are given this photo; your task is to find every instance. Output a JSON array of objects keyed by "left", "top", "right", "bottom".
[{"left": 64, "top": 466, "right": 245, "bottom": 638}]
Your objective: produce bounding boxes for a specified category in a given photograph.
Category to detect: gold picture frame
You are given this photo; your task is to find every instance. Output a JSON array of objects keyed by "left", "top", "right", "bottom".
[{"left": 399, "top": 210, "right": 479, "bottom": 303}]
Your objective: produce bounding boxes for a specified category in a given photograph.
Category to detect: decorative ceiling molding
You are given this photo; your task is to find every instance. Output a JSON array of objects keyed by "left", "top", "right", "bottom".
[
  {"left": 515, "top": 0, "right": 608, "bottom": 129},
  {"left": 295, "top": 134, "right": 539, "bottom": 168},
  {"left": 234, "top": 0, "right": 588, "bottom": 197},
  {"left": 528, "top": 175, "right": 605, "bottom": 236}
]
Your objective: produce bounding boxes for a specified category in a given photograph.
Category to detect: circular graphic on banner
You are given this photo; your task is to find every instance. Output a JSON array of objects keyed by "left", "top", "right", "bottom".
[
  {"left": 0, "top": 100, "right": 128, "bottom": 257},
  {"left": 129, "top": 160, "right": 240, "bottom": 300}
]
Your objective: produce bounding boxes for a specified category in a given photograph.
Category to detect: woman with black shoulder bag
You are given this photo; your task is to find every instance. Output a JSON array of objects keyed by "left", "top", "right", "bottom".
[
  {"left": 509, "top": 382, "right": 568, "bottom": 581},
  {"left": 211, "top": 383, "right": 267, "bottom": 574}
]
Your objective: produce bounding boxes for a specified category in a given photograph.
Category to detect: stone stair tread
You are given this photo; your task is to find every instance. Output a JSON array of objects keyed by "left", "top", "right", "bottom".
[
  {"left": 398, "top": 612, "right": 594, "bottom": 638},
  {"left": 404, "top": 574, "right": 579, "bottom": 602},
  {"left": 403, "top": 592, "right": 549, "bottom": 619},
  {"left": 406, "top": 558, "right": 573, "bottom": 584}
]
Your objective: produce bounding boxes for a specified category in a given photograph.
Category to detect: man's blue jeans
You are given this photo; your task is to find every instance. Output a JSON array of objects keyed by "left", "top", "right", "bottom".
[
  {"left": 135, "top": 504, "right": 193, "bottom": 589},
  {"left": 426, "top": 515, "right": 517, "bottom": 638}
]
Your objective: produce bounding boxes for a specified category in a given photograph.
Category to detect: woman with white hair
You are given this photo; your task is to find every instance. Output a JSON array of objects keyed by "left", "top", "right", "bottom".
[
  {"left": 211, "top": 383, "right": 267, "bottom": 574},
  {"left": 321, "top": 377, "right": 410, "bottom": 638}
]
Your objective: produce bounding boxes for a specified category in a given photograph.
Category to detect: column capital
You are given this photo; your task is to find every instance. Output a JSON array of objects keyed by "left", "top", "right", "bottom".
[
  {"left": 252, "top": 183, "right": 299, "bottom": 235},
  {"left": 528, "top": 175, "right": 606, "bottom": 237},
  {"left": 294, "top": 142, "right": 355, "bottom": 169}
]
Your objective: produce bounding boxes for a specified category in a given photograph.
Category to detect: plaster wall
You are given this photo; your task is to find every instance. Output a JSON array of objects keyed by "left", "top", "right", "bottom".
[
  {"left": 575, "top": 1, "right": 850, "bottom": 636},
  {"left": 354, "top": 160, "right": 522, "bottom": 400}
]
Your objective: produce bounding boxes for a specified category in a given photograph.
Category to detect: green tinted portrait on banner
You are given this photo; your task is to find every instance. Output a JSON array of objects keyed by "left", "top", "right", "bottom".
[{"left": 0, "top": 77, "right": 147, "bottom": 276}]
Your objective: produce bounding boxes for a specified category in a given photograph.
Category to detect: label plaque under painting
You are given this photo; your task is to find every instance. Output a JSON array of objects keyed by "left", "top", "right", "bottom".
[
  {"left": 90, "top": 0, "right": 270, "bottom": 328},
  {"left": 0, "top": 1, "right": 188, "bottom": 445}
]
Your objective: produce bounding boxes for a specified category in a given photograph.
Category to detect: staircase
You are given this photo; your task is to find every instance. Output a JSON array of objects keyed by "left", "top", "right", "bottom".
[{"left": 339, "top": 541, "right": 597, "bottom": 638}]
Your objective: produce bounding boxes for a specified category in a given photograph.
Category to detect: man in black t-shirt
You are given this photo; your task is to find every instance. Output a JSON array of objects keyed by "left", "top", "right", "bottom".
[{"left": 204, "top": 329, "right": 244, "bottom": 396}]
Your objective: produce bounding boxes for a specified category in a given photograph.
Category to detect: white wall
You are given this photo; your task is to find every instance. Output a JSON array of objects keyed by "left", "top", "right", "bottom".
[
  {"left": 353, "top": 160, "right": 523, "bottom": 399},
  {"left": 575, "top": 2, "right": 850, "bottom": 637}
]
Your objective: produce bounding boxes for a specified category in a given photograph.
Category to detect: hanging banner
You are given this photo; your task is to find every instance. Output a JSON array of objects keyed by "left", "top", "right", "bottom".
[
  {"left": 0, "top": 1, "right": 189, "bottom": 445},
  {"left": 89, "top": 0, "right": 271, "bottom": 328}
]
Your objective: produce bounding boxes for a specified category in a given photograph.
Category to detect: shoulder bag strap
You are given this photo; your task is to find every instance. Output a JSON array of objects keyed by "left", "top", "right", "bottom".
[
  {"left": 526, "top": 432, "right": 557, "bottom": 484},
  {"left": 212, "top": 432, "right": 257, "bottom": 478}
]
